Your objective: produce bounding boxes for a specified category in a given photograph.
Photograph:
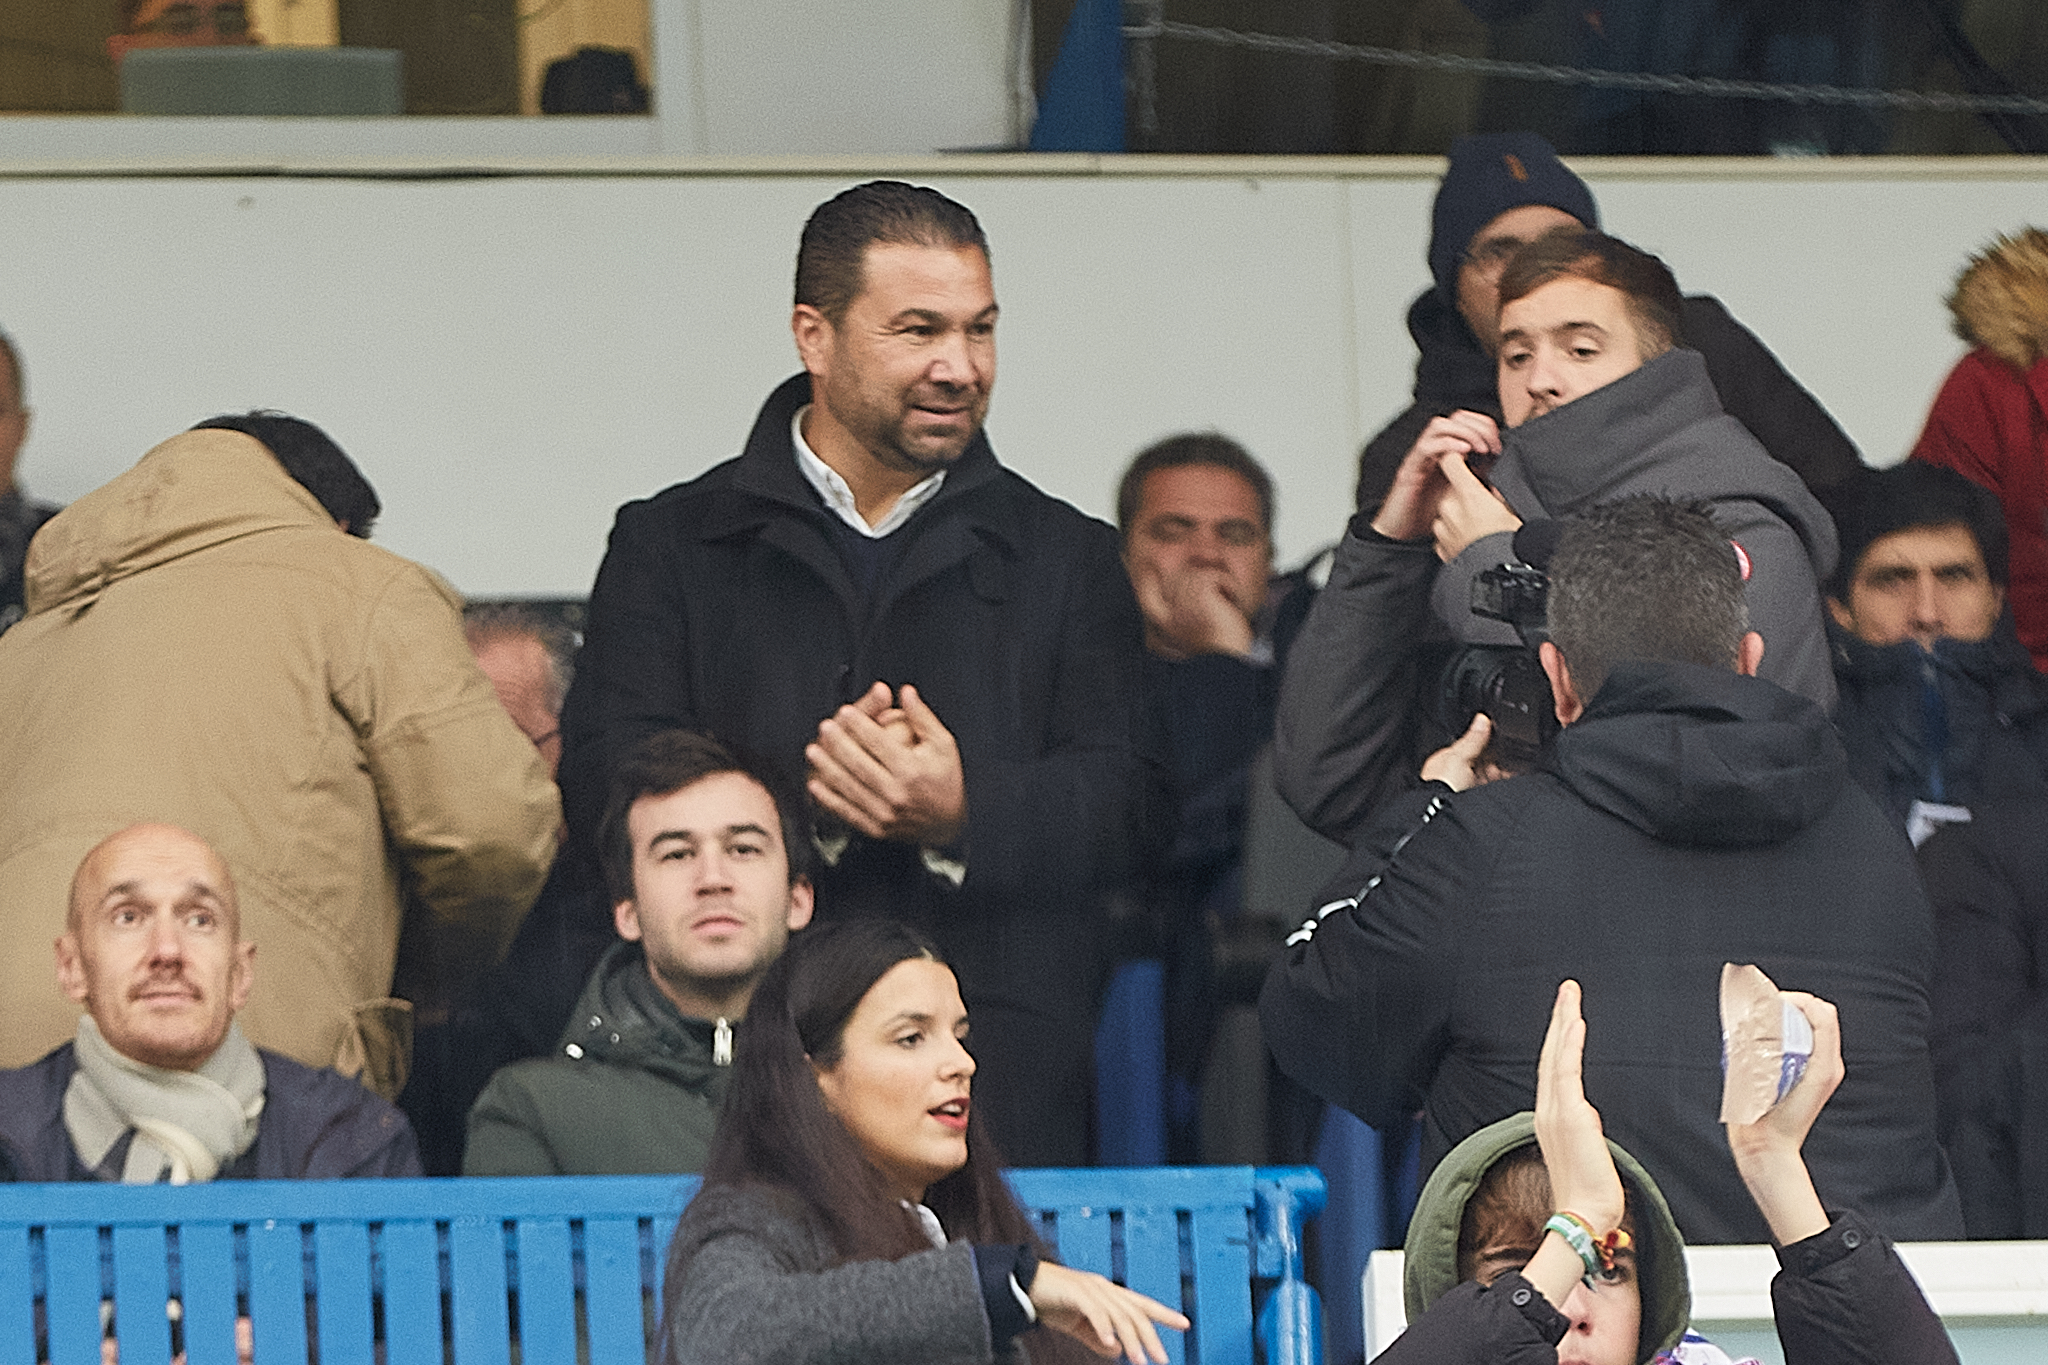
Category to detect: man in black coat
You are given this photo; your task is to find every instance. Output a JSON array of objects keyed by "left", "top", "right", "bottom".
[
  {"left": 1919, "top": 798, "right": 2048, "bottom": 1239},
  {"left": 1260, "top": 496, "right": 1963, "bottom": 1244},
  {"left": 555, "top": 181, "right": 1166, "bottom": 1166},
  {"left": 1925, "top": 794, "right": 2048, "bottom": 1244},
  {"left": 1822, "top": 462, "right": 2048, "bottom": 846},
  {"left": 1353, "top": 131, "right": 1862, "bottom": 516}
]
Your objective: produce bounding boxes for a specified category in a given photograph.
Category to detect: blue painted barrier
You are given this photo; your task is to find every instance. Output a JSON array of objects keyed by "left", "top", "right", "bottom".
[{"left": 0, "top": 1165, "right": 1324, "bottom": 1364}]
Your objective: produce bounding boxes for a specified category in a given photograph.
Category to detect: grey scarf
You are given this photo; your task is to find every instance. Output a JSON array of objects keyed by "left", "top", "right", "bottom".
[{"left": 63, "top": 1017, "right": 266, "bottom": 1183}]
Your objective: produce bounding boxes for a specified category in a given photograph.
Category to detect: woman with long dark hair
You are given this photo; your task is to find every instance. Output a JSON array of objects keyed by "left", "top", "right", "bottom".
[{"left": 662, "top": 919, "right": 1187, "bottom": 1364}]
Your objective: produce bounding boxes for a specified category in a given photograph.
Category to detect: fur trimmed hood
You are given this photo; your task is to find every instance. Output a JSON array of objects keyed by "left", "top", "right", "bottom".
[{"left": 1949, "top": 227, "right": 2048, "bottom": 371}]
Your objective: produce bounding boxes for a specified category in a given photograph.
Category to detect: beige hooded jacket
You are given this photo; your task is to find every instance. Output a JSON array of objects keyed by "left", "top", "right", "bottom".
[{"left": 0, "top": 429, "right": 558, "bottom": 1093}]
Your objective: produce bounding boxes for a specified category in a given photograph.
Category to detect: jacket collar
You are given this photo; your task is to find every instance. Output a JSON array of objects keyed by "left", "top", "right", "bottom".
[
  {"left": 1545, "top": 660, "right": 1848, "bottom": 848},
  {"left": 559, "top": 941, "right": 726, "bottom": 1088},
  {"left": 1490, "top": 349, "right": 1836, "bottom": 582},
  {"left": 1406, "top": 288, "right": 1500, "bottom": 414},
  {"left": 720, "top": 373, "right": 1004, "bottom": 525},
  {"left": 1830, "top": 613, "right": 2048, "bottom": 717},
  {"left": 25, "top": 430, "right": 339, "bottom": 618},
  {"left": 687, "top": 375, "right": 1023, "bottom": 611},
  {"left": 1497, "top": 350, "right": 1725, "bottom": 514}
]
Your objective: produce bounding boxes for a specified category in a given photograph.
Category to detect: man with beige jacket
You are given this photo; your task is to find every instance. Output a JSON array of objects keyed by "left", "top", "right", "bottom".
[{"left": 0, "top": 414, "right": 558, "bottom": 1097}]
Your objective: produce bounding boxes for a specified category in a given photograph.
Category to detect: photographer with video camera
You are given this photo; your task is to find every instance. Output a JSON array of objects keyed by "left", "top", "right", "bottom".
[
  {"left": 1260, "top": 497, "right": 1963, "bottom": 1246},
  {"left": 1276, "top": 228, "right": 1838, "bottom": 845}
]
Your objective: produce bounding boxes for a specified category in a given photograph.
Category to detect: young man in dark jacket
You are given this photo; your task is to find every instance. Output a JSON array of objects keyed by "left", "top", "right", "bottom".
[
  {"left": 1822, "top": 462, "right": 2048, "bottom": 846},
  {"left": 1354, "top": 131, "right": 1860, "bottom": 516},
  {"left": 1261, "top": 497, "right": 1963, "bottom": 1246},
  {"left": 556, "top": 181, "right": 1166, "bottom": 1166},
  {"left": 464, "top": 731, "right": 814, "bottom": 1175}
]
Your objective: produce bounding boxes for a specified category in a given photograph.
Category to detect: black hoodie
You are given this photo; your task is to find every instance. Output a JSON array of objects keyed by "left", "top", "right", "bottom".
[{"left": 1261, "top": 659, "right": 1964, "bottom": 1245}]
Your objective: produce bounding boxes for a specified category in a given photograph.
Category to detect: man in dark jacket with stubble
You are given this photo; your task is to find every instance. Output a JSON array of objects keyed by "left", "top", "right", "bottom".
[
  {"left": 1261, "top": 497, "right": 1963, "bottom": 1245},
  {"left": 1354, "top": 131, "right": 1862, "bottom": 516},
  {"left": 555, "top": 181, "right": 1166, "bottom": 1166}
]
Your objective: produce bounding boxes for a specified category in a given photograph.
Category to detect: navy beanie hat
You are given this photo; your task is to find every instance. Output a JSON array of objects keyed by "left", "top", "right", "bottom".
[{"left": 1429, "top": 132, "right": 1600, "bottom": 298}]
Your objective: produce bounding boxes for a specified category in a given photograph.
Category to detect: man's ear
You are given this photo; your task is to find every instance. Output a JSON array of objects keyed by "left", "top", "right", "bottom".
[
  {"left": 1736, "top": 631, "right": 1766, "bottom": 678},
  {"left": 1826, "top": 596, "right": 1855, "bottom": 634},
  {"left": 613, "top": 899, "right": 644, "bottom": 943},
  {"left": 228, "top": 942, "right": 256, "bottom": 1015},
  {"left": 54, "top": 934, "right": 89, "bottom": 1005},
  {"left": 786, "top": 878, "right": 816, "bottom": 933},
  {"left": 1538, "top": 641, "right": 1584, "bottom": 726},
  {"left": 791, "top": 305, "right": 833, "bottom": 377}
]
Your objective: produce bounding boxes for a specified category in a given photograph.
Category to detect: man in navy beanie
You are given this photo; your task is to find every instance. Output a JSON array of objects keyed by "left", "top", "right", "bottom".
[{"left": 1354, "top": 132, "right": 1861, "bottom": 512}]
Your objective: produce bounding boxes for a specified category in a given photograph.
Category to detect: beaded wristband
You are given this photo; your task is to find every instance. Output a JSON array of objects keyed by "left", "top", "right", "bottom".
[{"left": 1544, "top": 1211, "right": 1632, "bottom": 1282}]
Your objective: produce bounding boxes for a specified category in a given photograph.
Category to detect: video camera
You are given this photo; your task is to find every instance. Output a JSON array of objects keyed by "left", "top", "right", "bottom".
[{"left": 1433, "top": 523, "right": 1560, "bottom": 773}]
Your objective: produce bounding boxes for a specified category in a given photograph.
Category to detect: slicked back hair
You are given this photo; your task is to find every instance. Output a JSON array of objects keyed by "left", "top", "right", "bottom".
[
  {"left": 1547, "top": 497, "right": 1749, "bottom": 704},
  {"left": 190, "top": 411, "right": 380, "bottom": 538},
  {"left": 1497, "top": 227, "right": 1684, "bottom": 360},
  {"left": 598, "top": 729, "right": 813, "bottom": 906},
  {"left": 795, "top": 181, "right": 989, "bottom": 325},
  {"left": 1116, "top": 431, "right": 1275, "bottom": 542}
]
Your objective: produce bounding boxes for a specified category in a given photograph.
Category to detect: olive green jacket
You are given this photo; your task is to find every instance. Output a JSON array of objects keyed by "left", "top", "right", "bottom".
[{"left": 464, "top": 941, "right": 733, "bottom": 1175}]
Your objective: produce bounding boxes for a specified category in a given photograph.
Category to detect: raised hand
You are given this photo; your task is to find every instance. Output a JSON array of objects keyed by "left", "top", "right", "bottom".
[
  {"left": 1725, "top": 992, "right": 1842, "bottom": 1245},
  {"left": 1535, "top": 979, "right": 1626, "bottom": 1237},
  {"left": 1130, "top": 556, "right": 1256, "bottom": 660},
  {"left": 1431, "top": 450, "right": 1523, "bottom": 564},
  {"left": 1371, "top": 411, "right": 1503, "bottom": 542}
]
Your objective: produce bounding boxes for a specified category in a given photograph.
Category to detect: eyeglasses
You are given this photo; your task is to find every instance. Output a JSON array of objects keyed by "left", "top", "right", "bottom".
[{"left": 1463, "top": 235, "right": 1533, "bottom": 274}]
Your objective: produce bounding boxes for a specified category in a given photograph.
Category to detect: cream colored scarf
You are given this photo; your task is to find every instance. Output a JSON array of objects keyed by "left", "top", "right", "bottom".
[{"left": 63, "top": 1017, "right": 265, "bottom": 1183}]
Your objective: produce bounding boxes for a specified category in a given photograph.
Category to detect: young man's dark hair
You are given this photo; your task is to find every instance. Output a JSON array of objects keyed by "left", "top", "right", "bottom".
[
  {"left": 1823, "top": 462, "right": 2010, "bottom": 600},
  {"left": 1115, "top": 431, "right": 1275, "bottom": 540},
  {"left": 190, "top": 411, "right": 381, "bottom": 538},
  {"left": 597, "top": 729, "right": 813, "bottom": 904},
  {"left": 1497, "top": 228, "right": 1686, "bottom": 358},
  {"left": 1547, "top": 497, "right": 1749, "bottom": 704},
  {"left": 793, "top": 180, "right": 989, "bottom": 324}
]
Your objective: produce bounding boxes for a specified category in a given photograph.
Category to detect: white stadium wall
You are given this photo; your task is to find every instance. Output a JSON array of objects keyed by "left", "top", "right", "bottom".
[{"left": 0, "top": 157, "right": 2042, "bottom": 597}]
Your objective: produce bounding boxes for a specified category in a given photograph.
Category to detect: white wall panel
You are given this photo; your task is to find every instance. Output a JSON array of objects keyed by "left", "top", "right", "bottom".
[{"left": 0, "top": 160, "right": 2040, "bottom": 596}]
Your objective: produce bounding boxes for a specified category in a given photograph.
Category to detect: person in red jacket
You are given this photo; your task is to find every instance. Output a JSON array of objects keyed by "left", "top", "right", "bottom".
[{"left": 1911, "top": 226, "right": 2048, "bottom": 672}]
